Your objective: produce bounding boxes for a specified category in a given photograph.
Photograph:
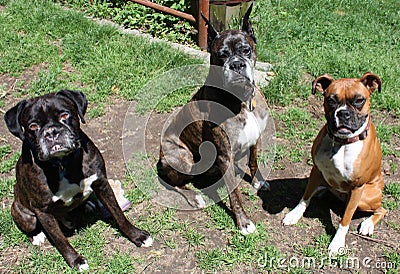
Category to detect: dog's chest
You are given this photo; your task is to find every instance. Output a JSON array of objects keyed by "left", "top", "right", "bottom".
[
  {"left": 236, "top": 109, "right": 268, "bottom": 153},
  {"left": 315, "top": 135, "right": 363, "bottom": 192},
  {"left": 52, "top": 174, "right": 98, "bottom": 206}
]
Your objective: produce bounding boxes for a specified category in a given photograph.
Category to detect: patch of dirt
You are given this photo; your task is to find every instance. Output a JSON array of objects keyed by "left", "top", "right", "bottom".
[{"left": 0, "top": 64, "right": 399, "bottom": 273}]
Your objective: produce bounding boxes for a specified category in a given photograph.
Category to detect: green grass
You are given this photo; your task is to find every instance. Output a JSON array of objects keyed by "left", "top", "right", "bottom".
[
  {"left": 383, "top": 182, "right": 400, "bottom": 210},
  {"left": 0, "top": 0, "right": 200, "bottom": 114},
  {"left": 254, "top": 0, "right": 400, "bottom": 115},
  {"left": 196, "top": 223, "right": 280, "bottom": 271}
]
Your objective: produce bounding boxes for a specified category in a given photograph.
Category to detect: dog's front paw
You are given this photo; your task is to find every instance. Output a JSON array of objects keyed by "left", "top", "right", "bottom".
[
  {"left": 32, "top": 231, "right": 46, "bottom": 246},
  {"left": 132, "top": 230, "right": 153, "bottom": 248},
  {"left": 72, "top": 256, "right": 89, "bottom": 272},
  {"left": 282, "top": 203, "right": 306, "bottom": 226},
  {"left": 239, "top": 220, "right": 256, "bottom": 235},
  {"left": 328, "top": 238, "right": 346, "bottom": 256},
  {"left": 359, "top": 217, "right": 374, "bottom": 236},
  {"left": 328, "top": 224, "right": 348, "bottom": 256}
]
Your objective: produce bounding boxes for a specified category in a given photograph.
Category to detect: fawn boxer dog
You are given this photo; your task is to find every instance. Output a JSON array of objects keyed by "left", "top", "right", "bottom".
[
  {"left": 4, "top": 90, "right": 152, "bottom": 270},
  {"left": 283, "top": 72, "right": 387, "bottom": 255},
  {"left": 157, "top": 4, "right": 269, "bottom": 234}
]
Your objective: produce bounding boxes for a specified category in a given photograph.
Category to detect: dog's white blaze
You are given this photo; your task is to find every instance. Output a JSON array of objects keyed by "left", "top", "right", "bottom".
[
  {"left": 52, "top": 174, "right": 97, "bottom": 206},
  {"left": 334, "top": 104, "right": 347, "bottom": 129},
  {"left": 315, "top": 135, "right": 363, "bottom": 190},
  {"left": 238, "top": 110, "right": 268, "bottom": 153}
]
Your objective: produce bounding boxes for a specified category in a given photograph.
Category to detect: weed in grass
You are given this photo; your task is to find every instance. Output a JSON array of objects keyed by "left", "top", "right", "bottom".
[
  {"left": 0, "top": 208, "right": 28, "bottom": 250},
  {"left": 0, "top": 177, "right": 15, "bottom": 200},
  {"left": 383, "top": 251, "right": 400, "bottom": 274},
  {"left": 87, "top": 104, "right": 106, "bottom": 119},
  {"left": 125, "top": 153, "right": 159, "bottom": 203},
  {"left": 383, "top": 182, "right": 400, "bottom": 210},
  {"left": 105, "top": 250, "right": 136, "bottom": 273},
  {"left": 197, "top": 223, "right": 281, "bottom": 271},
  {"left": 205, "top": 203, "right": 236, "bottom": 231},
  {"left": 0, "top": 152, "right": 20, "bottom": 173},
  {"left": 0, "top": 144, "right": 11, "bottom": 158},
  {"left": 182, "top": 226, "right": 205, "bottom": 247}
]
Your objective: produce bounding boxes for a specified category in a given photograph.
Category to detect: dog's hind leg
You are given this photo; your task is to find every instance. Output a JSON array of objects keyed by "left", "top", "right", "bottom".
[
  {"left": 11, "top": 200, "right": 46, "bottom": 246},
  {"left": 157, "top": 147, "right": 206, "bottom": 209}
]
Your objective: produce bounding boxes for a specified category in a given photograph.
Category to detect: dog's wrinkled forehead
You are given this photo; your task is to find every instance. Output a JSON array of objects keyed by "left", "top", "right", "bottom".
[
  {"left": 326, "top": 79, "right": 370, "bottom": 102},
  {"left": 213, "top": 31, "right": 256, "bottom": 53},
  {"left": 21, "top": 96, "right": 74, "bottom": 125}
]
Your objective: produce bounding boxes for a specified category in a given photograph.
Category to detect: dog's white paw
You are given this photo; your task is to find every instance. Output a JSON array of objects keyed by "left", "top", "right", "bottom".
[
  {"left": 359, "top": 217, "right": 374, "bottom": 236},
  {"left": 141, "top": 236, "right": 153, "bottom": 247},
  {"left": 195, "top": 194, "right": 206, "bottom": 208},
  {"left": 240, "top": 221, "right": 256, "bottom": 235},
  {"left": 32, "top": 231, "right": 46, "bottom": 246},
  {"left": 328, "top": 239, "right": 346, "bottom": 256},
  {"left": 78, "top": 260, "right": 89, "bottom": 272},
  {"left": 252, "top": 180, "right": 270, "bottom": 191},
  {"left": 282, "top": 202, "right": 306, "bottom": 225},
  {"left": 328, "top": 224, "right": 348, "bottom": 256}
]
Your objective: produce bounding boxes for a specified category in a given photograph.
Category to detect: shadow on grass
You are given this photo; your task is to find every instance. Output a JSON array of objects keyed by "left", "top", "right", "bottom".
[{"left": 257, "top": 178, "right": 373, "bottom": 237}]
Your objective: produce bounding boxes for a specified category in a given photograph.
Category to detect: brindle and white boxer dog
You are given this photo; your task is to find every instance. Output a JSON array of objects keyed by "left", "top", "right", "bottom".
[
  {"left": 4, "top": 90, "right": 152, "bottom": 270},
  {"left": 157, "top": 4, "right": 270, "bottom": 234},
  {"left": 283, "top": 73, "right": 387, "bottom": 255}
]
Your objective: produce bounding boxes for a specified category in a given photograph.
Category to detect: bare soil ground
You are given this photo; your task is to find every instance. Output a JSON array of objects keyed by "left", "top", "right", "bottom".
[{"left": 0, "top": 64, "right": 399, "bottom": 273}]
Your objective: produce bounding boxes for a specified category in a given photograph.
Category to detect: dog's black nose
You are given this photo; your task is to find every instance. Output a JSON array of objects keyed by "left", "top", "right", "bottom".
[
  {"left": 229, "top": 60, "right": 246, "bottom": 73},
  {"left": 337, "top": 109, "right": 351, "bottom": 120},
  {"left": 44, "top": 127, "right": 60, "bottom": 141}
]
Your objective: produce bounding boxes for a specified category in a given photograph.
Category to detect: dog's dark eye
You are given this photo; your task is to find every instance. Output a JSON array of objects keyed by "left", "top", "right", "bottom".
[
  {"left": 327, "top": 97, "right": 338, "bottom": 107},
  {"left": 59, "top": 112, "right": 70, "bottom": 121},
  {"left": 242, "top": 47, "right": 251, "bottom": 55},
  {"left": 29, "top": 123, "right": 39, "bottom": 131},
  {"left": 218, "top": 50, "right": 229, "bottom": 59},
  {"left": 352, "top": 97, "right": 365, "bottom": 108}
]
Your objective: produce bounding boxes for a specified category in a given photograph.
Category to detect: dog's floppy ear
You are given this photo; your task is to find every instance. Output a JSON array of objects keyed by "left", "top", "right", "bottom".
[
  {"left": 201, "top": 12, "right": 219, "bottom": 52},
  {"left": 4, "top": 100, "right": 27, "bottom": 141},
  {"left": 312, "top": 74, "right": 334, "bottom": 95},
  {"left": 360, "top": 72, "right": 382, "bottom": 94},
  {"left": 57, "top": 90, "right": 87, "bottom": 124},
  {"left": 241, "top": 3, "right": 256, "bottom": 43}
]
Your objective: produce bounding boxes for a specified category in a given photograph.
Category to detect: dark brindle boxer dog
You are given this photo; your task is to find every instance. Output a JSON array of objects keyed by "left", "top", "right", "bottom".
[
  {"left": 283, "top": 73, "right": 387, "bottom": 255},
  {"left": 157, "top": 4, "right": 269, "bottom": 234},
  {"left": 4, "top": 90, "right": 152, "bottom": 270}
]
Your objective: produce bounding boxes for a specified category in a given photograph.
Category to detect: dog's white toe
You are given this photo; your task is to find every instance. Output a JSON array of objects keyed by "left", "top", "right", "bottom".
[
  {"left": 359, "top": 217, "right": 374, "bottom": 236},
  {"left": 32, "top": 231, "right": 46, "bottom": 246},
  {"left": 282, "top": 202, "right": 306, "bottom": 225},
  {"left": 328, "top": 224, "right": 348, "bottom": 256},
  {"left": 240, "top": 221, "right": 256, "bottom": 235},
  {"left": 195, "top": 194, "right": 206, "bottom": 208},
  {"left": 78, "top": 260, "right": 89, "bottom": 272},
  {"left": 142, "top": 236, "right": 153, "bottom": 247}
]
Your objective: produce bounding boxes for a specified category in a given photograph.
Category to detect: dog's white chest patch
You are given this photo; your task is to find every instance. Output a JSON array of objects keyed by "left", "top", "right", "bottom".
[
  {"left": 315, "top": 136, "right": 363, "bottom": 190},
  {"left": 52, "top": 174, "right": 98, "bottom": 206},
  {"left": 237, "top": 110, "right": 268, "bottom": 152}
]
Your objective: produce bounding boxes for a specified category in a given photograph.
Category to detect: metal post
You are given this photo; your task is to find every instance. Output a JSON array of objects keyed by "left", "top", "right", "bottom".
[{"left": 198, "top": 0, "right": 209, "bottom": 50}]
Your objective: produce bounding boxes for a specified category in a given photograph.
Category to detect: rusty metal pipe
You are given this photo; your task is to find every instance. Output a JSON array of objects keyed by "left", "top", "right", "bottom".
[
  {"left": 198, "top": 0, "right": 209, "bottom": 50},
  {"left": 128, "top": 0, "right": 196, "bottom": 22}
]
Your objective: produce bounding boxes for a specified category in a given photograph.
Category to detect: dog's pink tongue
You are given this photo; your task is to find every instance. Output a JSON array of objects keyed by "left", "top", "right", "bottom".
[{"left": 338, "top": 127, "right": 352, "bottom": 134}]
